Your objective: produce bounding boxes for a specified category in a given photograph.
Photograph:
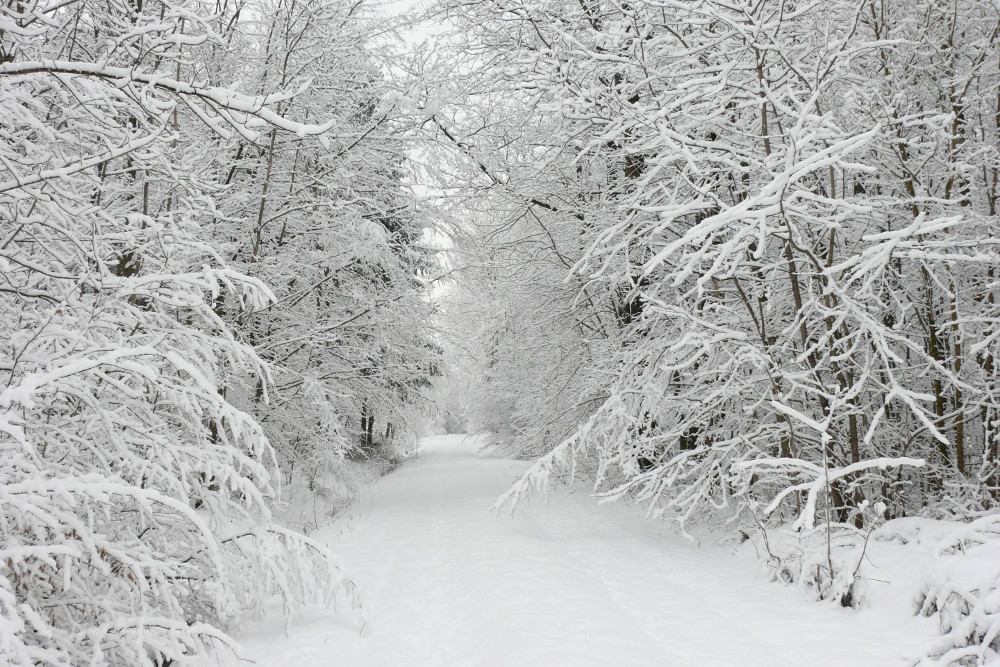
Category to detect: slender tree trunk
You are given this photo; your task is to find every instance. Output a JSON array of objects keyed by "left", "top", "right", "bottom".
[{"left": 361, "top": 402, "right": 374, "bottom": 451}]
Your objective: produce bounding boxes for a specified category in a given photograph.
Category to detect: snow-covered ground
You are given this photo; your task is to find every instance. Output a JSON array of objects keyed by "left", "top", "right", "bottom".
[{"left": 239, "top": 434, "right": 930, "bottom": 666}]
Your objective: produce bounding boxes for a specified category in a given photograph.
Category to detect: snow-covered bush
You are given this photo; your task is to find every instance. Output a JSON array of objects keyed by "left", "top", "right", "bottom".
[
  {"left": 914, "top": 515, "right": 1000, "bottom": 666},
  {"left": 746, "top": 525, "right": 869, "bottom": 607},
  {"left": 741, "top": 515, "right": 1000, "bottom": 665}
]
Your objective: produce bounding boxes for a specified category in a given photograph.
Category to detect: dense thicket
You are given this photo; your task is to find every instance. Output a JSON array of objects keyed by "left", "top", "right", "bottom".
[
  {"left": 207, "top": 0, "right": 437, "bottom": 483},
  {"left": 431, "top": 0, "right": 1000, "bottom": 561},
  {"left": 0, "top": 1, "right": 432, "bottom": 664}
]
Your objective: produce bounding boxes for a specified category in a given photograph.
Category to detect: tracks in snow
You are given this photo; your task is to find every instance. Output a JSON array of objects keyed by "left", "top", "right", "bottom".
[{"left": 240, "top": 434, "right": 919, "bottom": 667}]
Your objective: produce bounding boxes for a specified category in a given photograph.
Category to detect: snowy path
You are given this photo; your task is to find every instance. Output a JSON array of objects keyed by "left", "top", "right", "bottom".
[{"left": 240, "top": 435, "right": 921, "bottom": 666}]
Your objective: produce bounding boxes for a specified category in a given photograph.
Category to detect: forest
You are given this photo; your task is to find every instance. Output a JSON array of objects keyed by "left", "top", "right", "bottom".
[{"left": 2, "top": 0, "right": 1000, "bottom": 665}]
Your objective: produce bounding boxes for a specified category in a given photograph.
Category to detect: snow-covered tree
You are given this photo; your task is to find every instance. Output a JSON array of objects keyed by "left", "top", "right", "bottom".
[
  {"left": 204, "top": 0, "right": 437, "bottom": 482},
  {"left": 0, "top": 2, "right": 354, "bottom": 664},
  {"left": 433, "top": 0, "right": 1000, "bottom": 553},
  {"left": 419, "top": 0, "right": 1000, "bottom": 660}
]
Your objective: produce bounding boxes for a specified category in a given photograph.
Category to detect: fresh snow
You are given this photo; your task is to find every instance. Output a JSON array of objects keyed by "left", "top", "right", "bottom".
[{"left": 240, "top": 434, "right": 928, "bottom": 666}]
